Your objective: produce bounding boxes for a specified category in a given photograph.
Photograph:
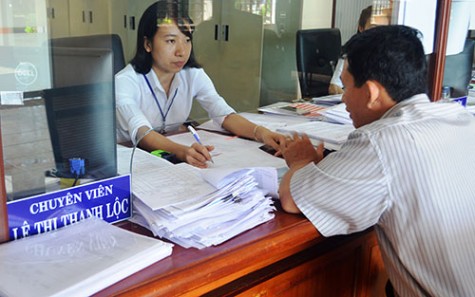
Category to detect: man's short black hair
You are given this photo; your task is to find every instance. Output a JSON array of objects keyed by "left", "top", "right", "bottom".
[{"left": 342, "top": 25, "right": 428, "bottom": 102}]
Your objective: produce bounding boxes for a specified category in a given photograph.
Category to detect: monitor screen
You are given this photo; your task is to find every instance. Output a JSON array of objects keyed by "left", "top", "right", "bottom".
[
  {"left": 50, "top": 46, "right": 114, "bottom": 88},
  {"left": 43, "top": 83, "right": 117, "bottom": 179}
]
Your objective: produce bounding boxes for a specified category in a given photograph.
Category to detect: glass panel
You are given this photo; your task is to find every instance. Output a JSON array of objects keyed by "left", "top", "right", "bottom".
[
  {"left": 6, "top": 0, "right": 437, "bottom": 202},
  {"left": 0, "top": 0, "right": 116, "bottom": 201}
]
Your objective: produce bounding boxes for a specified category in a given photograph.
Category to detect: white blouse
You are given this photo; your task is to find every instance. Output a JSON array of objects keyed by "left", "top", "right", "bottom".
[{"left": 115, "top": 64, "right": 235, "bottom": 144}]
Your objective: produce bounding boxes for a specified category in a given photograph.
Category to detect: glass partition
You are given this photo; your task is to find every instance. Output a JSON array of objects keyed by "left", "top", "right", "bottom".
[
  {"left": 0, "top": 0, "right": 455, "bottom": 241},
  {"left": 0, "top": 0, "right": 116, "bottom": 201},
  {"left": 0, "top": 0, "right": 304, "bottom": 213}
]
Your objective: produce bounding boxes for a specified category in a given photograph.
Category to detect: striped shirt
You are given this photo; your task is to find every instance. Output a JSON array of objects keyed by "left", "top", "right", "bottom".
[{"left": 290, "top": 94, "right": 475, "bottom": 297}]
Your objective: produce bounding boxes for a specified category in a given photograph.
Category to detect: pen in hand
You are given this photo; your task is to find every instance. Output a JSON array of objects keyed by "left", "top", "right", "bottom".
[{"left": 187, "top": 125, "right": 215, "bottom": 164}]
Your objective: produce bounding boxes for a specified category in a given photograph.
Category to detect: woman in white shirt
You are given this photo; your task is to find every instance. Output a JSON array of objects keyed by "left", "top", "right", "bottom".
[
  {"left": 116, "top": 1, "right": 285, "bottom": 168},
  {"left": 328, "top": 5, "right": 375, "bottom": 95}
]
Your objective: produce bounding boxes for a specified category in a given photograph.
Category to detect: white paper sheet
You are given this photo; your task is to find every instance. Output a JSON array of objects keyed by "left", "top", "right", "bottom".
[{"left": 0, "top": 217, "right": 173, "bottom": 297}]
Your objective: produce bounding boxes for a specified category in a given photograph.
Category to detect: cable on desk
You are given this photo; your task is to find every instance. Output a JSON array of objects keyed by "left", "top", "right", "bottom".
[{"left": 129, "top": 128, "right": 154, "bottom": 186}]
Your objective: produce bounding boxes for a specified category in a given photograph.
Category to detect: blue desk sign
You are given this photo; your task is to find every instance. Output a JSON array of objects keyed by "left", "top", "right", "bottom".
[{"left": 7, "top": 174, "right": 131, "bottom": 240}]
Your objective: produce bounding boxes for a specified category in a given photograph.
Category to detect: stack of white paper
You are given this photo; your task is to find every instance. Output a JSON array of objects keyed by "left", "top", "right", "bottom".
[
  {"left": 132, "top": 166, "right": 277, "bottom": 249},
  {"left": 320, "top": 103, "right": 353, "bottom": 125},
  {"left": 0, "top": 217, "right": 173, "bottom": 297},
  {"left": 277, "top": 121, "right": 355, "bottom": 151},
  {"left": 311, "top": 94, "right": 343, "bottom": 106},
  {"left": 117, "top": 132, "right": 283, "bottom": 249}
]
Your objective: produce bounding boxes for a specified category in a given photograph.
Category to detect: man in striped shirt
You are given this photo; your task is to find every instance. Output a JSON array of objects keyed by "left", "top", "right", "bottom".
[{"left": 279, "top": 25, "right": 475, "bottom": 297}]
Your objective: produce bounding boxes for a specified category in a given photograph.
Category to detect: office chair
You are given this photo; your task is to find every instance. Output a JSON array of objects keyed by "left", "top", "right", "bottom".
[
  {"left": 296, "top": 28, "right": 341, "bottom": 98},
  {"left": 50, "top": 34, "right": 126, "bottom": 75},
  {"left": 443, "top": 38, "right": 475, "bottom": 97}
]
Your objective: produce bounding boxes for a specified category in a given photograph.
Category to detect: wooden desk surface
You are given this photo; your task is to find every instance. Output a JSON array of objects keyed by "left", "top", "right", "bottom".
[{"left": 94, "top": 202, "right": 378, "bottom": 297}]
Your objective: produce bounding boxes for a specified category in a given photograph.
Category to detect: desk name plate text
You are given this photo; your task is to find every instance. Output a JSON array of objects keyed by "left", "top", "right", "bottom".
[{"left": 7, "top": 175, "right": 131, "bottom": 240}]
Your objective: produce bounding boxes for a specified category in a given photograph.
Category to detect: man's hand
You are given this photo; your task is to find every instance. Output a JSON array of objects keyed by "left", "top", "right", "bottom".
[{"left": 280, "top": 133, "right": 324, "bottom": 169}]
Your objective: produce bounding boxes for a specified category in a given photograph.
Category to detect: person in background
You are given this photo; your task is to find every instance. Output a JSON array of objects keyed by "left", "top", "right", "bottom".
[
  {"left": 279, "top": 25, "right": 475, "bottom": 297},
  {"left": 328, "top": 5, "right": 375, "bottom": 95},
  {"left": 115, "top": 0, "right": 285, "bottom": 168}
]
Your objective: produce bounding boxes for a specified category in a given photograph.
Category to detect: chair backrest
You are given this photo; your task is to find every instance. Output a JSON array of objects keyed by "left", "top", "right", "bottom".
[
  {"left": 50, "top": 34, "right": 126, "bottom": 75},
  {"left": 443, "top": 38, "right": 475, "bottom": 97},
  {"left": 296, "top": 28, "right": 341, "bottom": 98}
]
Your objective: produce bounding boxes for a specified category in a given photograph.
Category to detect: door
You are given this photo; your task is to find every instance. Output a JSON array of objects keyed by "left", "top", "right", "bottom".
[
  {"left": 47, "top": 0, "right": 71, "bottom": 38},
  {"left": 69, "top": 0, "right": 110, "bottom": 36}
]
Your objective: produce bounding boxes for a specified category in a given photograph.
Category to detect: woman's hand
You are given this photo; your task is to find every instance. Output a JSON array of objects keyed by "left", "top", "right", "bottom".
[
  {"left": 177, "top": 143, "right": 215, "bottom": 168},
  {"left": 328, "top": 83, "right": 344, "bottom": 95},
  {"left": 255, "top": 126, "right": 287, "bottom": 156}
]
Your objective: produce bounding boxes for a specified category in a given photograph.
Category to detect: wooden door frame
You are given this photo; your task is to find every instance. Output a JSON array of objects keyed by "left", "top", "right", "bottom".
[{"left": 429, "top": 0, "right": 452, "bottom": 101}]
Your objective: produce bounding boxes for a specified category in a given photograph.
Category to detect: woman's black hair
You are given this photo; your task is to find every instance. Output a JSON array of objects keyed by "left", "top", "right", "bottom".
[
  {"left": 130, "top": 0, "right": 201, "bottom": 74},
  {"left": 357, "top": 6, "right": 373, "bottom": 33}
]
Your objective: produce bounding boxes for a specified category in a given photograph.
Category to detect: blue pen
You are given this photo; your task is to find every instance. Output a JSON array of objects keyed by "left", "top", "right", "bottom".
[{"left": 187, "top": 125, "right": 214, "bottom": 164}]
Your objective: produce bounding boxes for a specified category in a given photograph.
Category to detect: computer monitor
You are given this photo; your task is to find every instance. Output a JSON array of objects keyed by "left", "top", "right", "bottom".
[
  {"left": 296, "top": 28, "right": 342, "bottom": 98},
  {"left": 443, "top": 38, "right": 475, "bottom": 97},
  {"left": 43, "top": 83, "right": 117, "bottom": 179},
  {"left": 50, "top": 46, "right": 114, "bottom": 88}
]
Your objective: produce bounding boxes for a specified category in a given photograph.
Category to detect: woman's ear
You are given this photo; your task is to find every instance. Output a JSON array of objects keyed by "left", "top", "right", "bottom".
[{"left": 144, "top": 37, "right": 152, "bottom": 53}]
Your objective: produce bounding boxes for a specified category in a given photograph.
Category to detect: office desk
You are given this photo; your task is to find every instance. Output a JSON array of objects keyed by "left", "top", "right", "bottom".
[{"left": 96, "top": 202, "right": 387, "bottom": 297}]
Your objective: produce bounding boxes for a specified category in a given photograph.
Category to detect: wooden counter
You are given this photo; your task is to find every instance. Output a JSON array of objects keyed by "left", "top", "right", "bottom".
[{"left": 95, "top": 202, "right": 387, "bottom": 297}]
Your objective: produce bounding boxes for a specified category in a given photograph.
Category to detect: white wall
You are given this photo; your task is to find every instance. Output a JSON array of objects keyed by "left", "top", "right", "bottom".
[{"left": 301, "top": 0, "right": 333, "bottom": 29}]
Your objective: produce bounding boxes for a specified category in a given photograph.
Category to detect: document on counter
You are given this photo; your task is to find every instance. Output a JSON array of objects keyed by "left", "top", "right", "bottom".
[
  {"left": 319, "top": 103, "right": 353, "bottom": 125},
  {"left": 168, "top": 130, "right": 287, "bottom": 169},
  {"left": 258, "top": 101, "right": 327, "bottom": 120},
  {"left": 277, "top": 121, "right": 355, "bottom": 150},
  {"left": 132, "top": 167, "right": 276, "bottom": 249},
  {"left": 118, "top": 132, "right": 281, "bottom": 249},
  {"left": 131, "top": 162, "right": 217, "bottom": 210},
  {"left": 0, "top": 217, "right": 173, "bottom": 297},
  {"left": 198, "top": 112, "right": 311, "bottom": 133},
  {"left": 117, "top": 138, "right": 281, "bottom": 210},
  {"left": 116, "top": 144, "right": 172, "bottom": 175},
  {"left": 311, "top": 94, "right": 343, "bottom": 106},
  {"left": 131, "top": 162, "right": 278, "bottom": 211}
]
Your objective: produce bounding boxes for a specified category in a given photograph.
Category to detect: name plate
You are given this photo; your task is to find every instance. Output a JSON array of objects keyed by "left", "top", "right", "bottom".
[{"left": 7, "top": 175, "right": 131, "bottom": 240}]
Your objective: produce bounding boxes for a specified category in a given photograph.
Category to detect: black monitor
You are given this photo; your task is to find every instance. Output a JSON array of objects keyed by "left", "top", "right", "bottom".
[
  {"left": 443, "top": 38, "right": 475, "bottom": 97},
  {"left": 43, "top": 83, "right": 117, "bottom": 179},
  {"left": 50, "top": 46, "right": 114, "bottom": 88},
  {"left": 296, "top": 28, "right": 342, "bottom": 98}
]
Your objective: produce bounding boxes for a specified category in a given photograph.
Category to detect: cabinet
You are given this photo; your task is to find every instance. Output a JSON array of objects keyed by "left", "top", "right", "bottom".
[
  {"left": 109, "top": 0, "right": 157, "bottom": 62},
  {"left": 46, "top": 0, "right": 71, "bottom": 39},
  {"left": 192, "top": 2, "right": 264, "bottom": 118},
  {"left": 47, "top": 0, "right": 110, "bottom": 38},
  {"left": 68, "top": 0, "right": 110, "bottom": 36}
]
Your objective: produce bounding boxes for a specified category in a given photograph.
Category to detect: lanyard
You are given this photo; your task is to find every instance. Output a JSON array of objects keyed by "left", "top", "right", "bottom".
[{"left": 143, "top": 74, "right": 178, "bottom": 134}]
